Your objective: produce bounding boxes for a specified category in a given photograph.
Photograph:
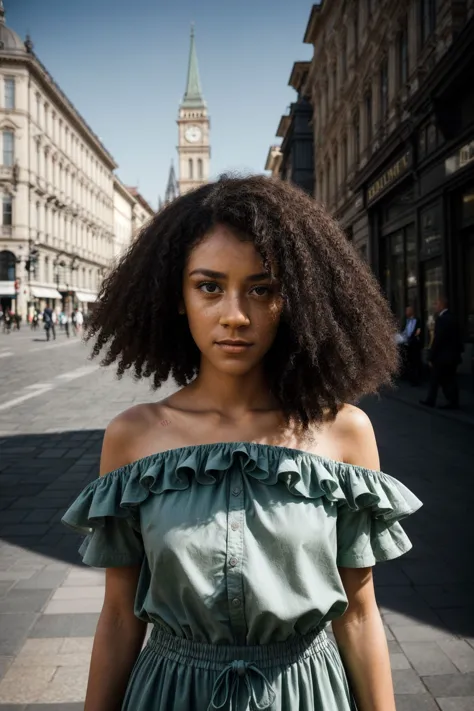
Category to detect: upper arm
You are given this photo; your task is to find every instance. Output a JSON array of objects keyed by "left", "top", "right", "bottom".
[{"left": 332, "top": 566, "right": 378, "bottom": 631}]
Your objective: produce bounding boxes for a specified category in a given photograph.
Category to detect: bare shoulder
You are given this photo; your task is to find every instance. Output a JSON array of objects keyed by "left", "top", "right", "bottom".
[
  {"left": 99, "top": 402, "right": 168, "bottom": 476},
  {"left": 332, "top": 404, "right": 380, "bottom": 470}
]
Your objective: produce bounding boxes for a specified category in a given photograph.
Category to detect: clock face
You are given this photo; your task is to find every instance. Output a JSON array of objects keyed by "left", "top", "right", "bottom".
[{"left": 185, "top": 125, "right": 202, "bottom": 143}]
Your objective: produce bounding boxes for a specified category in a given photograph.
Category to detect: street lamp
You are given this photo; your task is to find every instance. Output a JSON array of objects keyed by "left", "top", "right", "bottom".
[
  {"left": 69, "top": 254, "right": 79, "bottom": 312},
  {"left": 25, "top": 237, "right": 40, "bottom": 316},
  {"left": 53, "top": 252, "right": 67, "bottom": 311}
]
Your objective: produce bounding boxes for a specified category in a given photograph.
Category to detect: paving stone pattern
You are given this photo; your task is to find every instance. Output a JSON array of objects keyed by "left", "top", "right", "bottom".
[{"left": 0, "top": 335, "right": 473, "bottom": 709}]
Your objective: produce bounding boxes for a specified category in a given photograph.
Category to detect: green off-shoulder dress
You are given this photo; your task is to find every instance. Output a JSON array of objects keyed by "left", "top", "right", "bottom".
[{"left": 62, "top": 442, "right": 422, "bottom": 711}]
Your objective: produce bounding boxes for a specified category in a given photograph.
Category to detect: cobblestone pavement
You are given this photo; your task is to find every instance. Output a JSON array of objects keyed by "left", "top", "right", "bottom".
[{"left": 0, "top": 329, "right": 473, "bottom": 710}]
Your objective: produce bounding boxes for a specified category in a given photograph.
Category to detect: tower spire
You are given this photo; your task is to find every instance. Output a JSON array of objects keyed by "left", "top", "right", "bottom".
[
  {"left": 181, "top": 23, "right": 206, "bottom": 108},
  {"left": 164, "top": 161, "right": 179, "bottom": 204},
  {"left": 0, "top": 1, "right": 5, "bottom": 25}
]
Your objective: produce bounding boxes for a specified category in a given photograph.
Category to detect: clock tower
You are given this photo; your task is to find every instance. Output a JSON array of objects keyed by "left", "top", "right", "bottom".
[{"left": 177, "top": 25, "right": 210, "bottom": 195}]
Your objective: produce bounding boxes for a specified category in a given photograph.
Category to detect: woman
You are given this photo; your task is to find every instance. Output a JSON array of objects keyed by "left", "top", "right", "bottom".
[{"left": 62, "top": 175, "right": 422, "bottom": 711}]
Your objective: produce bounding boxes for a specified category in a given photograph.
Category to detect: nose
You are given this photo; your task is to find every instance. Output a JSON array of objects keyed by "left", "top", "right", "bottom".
[{"left": 219, "top": 293, "right": 250, "bottom": 329}]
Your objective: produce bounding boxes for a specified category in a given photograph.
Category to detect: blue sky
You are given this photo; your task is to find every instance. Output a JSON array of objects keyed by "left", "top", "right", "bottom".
[{"left": 10, "top": 0, "right": 314, "bottom": 209}]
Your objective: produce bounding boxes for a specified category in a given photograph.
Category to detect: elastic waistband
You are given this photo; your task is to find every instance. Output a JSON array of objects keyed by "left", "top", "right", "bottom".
[{"left": 147, "top": 625, "right": 328, "bottom": 671}]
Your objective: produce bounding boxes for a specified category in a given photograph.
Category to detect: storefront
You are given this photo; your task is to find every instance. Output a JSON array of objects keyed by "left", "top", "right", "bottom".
[
  {"left": 74, "top": 291, "right": 97, "bottom": 315},
  {"left": 366, "top": 148, "right": 417, "bottom": 330},
  {"left": 30, "top": 286, "right": 63, "bottom": 313},
  {"left": 0, "top": 250, "right": 17, "bottom": 315}
]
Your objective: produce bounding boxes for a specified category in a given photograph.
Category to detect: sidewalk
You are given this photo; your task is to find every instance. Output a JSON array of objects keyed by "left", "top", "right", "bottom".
[{"left": 383, "top": 373, "right": 474, "bottom": 428}]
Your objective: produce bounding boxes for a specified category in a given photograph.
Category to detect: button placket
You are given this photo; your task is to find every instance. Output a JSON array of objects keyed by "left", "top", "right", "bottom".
[{"left": 226, "top": 464, "right": 246, "bottom": 640}]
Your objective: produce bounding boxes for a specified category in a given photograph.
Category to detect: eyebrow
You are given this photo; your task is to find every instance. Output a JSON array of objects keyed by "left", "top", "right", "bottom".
[{"left": 188, "top": 269, "right": 272, "bottom": 281}]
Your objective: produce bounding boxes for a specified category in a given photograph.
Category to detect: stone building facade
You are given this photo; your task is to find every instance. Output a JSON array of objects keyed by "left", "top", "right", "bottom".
[
  {"left": 266, "top": 62, "right": 314, "bottom": 195},
  {"left": 113, "top": 180, "right": 154, "bottom": 260},
  {"left": 269, "top": 0, "right": 474, "bottom": 375},
  {"left": 0, "top": 4, "right": 151, "bottom": 319}
]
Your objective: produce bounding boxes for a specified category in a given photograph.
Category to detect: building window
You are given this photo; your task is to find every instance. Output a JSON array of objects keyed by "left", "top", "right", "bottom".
[
  {"left": 4, "top": 77, "right": 15, "bottom": 109},
  {"left": 398, "top": 20, "right": 409, "bottom": 87},
  {"left": 188, "top": 158, "right": 194, "bottom": 179},
  {"left": 365, "top": 89, "right": 373, "bottom": 146},
  {"left": 380, "top": 57, "right": 389, "bottom": 119},
  {"left": 197, "top": 158, "right": 203, "bottom": 180},
  {"left": 36, "top": 93, "right": 40, "bottom": 123},
  {"left": 420, "top": 0, "right": 436, "bottom": 46},
  {"left": 2, "top": 194, "right": 12, "bottom": 225},
  {"left": 44, "top": 103, "right": 49, "bottom": 134},
  {"left": 44, "top": 256, "right": 49, "bottom": 284},
  {"left": 342, "top": 135, "right": 348, "bottom": 181},
  {"left": 341, "top": 35, "right": 347, "bottom": 80},
  {"left": 353, "top": 112, "right": 360, "bottom": 165},
  {"left": 354, "top": 0, "right": 359, "bottom": 59},
  {"left": 0, "top": 250, "right": 16, "bottom": 280},
  {"left": 2, "top": 130, "right": 14, "bottom": 166}
]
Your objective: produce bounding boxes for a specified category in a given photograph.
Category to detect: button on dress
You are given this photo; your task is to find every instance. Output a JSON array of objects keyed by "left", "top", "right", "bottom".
[{"left": 62, "top": 442, "right": 422, "bottom": 711}]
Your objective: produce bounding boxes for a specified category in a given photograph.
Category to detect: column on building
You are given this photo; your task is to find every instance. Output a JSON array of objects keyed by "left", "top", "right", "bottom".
[{"left": 407, "top": 0, "right": 419, "bottom": 92}]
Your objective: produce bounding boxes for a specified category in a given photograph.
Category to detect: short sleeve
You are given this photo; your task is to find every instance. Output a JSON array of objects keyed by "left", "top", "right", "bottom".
[
  {"left": 62, "top": 472, "right": 145, "bottom": 568},
  {"left": 336, "top": 504, "right": 414, "bottom": 568},
  {"left": 77, "top": 517, "right": 144, "bottom": 568},
  {"left": 335, "top": 467, "right": 422, "bottom": 568}
]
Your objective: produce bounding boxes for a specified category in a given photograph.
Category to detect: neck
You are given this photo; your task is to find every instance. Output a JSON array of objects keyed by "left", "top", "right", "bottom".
[{"left": 187, "top": 358, "right": 278, "bottom": 419}]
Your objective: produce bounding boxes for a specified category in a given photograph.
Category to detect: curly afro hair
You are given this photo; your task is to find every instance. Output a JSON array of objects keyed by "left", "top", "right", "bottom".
[{"left": 87, "top": 174, "right": 399, "bottom": 427}]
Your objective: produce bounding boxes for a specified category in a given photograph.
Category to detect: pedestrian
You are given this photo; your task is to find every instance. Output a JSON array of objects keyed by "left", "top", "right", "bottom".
[
  {"left": 62, "top": 176, "right": 422, "bottom": 711},
  {"left": 63, "top": 312, "right": 70, "bottom": 338},
  {"left": 420, "top": 295, "right": 464, "bottom": 410},
  {"left": 74, "top": 308, "right": 84, "bottom": 334},
  {"left": 42, "top": 305, "right": 56, "bottom": 341},
  {"left": 399, "top": 305, "right": 422, "bottom": 385},
  {"left": 71, "top": 309, "right": 77, "bottom": 335},
  {"left": 31, "top": 310, "right": 39, "bottom": 331},
  {"left": 3, "top": 308, "right": 12, "bottom": 334}
]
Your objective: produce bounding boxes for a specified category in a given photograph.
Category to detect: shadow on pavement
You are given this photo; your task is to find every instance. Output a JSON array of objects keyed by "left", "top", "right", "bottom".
[{"left": 0, "top": 426, "right": 473, "bottom": 641}]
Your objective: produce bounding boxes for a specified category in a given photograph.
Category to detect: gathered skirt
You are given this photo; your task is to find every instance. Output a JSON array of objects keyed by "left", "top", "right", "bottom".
[{"left": 122, "top": 626, "right": 357, "bottom": 711}]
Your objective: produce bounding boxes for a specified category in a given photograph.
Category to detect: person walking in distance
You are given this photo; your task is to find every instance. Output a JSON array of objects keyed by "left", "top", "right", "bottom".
[
  {"left": 62, "top": 176, "right": 422, "bottom": 711},
  {"left": 400, "top": 305, "right": 422, "bottom": 385},
  {"left": 74, "top": 308, "right": 84, "bottom": 335},
  {"left": 420, "top": 296, "right": 464, "bottom": 409},
  {"left": 43, "top": 305, "right": 56, "bottom": 342}
]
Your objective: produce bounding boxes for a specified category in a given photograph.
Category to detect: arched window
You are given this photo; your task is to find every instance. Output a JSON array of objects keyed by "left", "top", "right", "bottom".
[
  {"left": 3, "top": 129, "right": 14, "bottom": 166},
  {"left": 198, "top": 158, "right": 203, "bottom": 180},
  {"left": 0, "top": 250, "right": 16, "bottom": 281},
  {"left": 188, "top": 158, "right": 194, "bottom": 179}
]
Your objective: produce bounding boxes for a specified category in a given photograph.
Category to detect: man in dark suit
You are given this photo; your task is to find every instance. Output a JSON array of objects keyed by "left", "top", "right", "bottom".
[
  {"left": 420, "top": 296, "right": 464, "bottom": 410},
  {"left": 400, "top": 305, "right": 422, "bottom": 385}
]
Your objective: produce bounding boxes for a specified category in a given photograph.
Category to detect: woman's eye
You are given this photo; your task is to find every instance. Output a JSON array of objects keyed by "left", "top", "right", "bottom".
[
  {"left": 199, "top": 282, "right": 221, "bottom": 294},
  {"left": 251, "top": 286, "right": 271, "bottom": 297}
]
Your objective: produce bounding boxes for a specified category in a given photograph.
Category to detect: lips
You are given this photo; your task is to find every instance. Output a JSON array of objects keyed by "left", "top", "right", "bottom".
[
  {"left": 215, "top": 340, "right": 253, "bottom": 354},
  {"left": 216, "top": 340, "right": 252, "bottom": 346}
]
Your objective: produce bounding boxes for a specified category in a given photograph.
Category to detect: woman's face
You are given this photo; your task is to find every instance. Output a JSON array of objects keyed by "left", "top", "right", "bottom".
[{"left": 182, "top": 225, "right": 283, "bottom": 377}]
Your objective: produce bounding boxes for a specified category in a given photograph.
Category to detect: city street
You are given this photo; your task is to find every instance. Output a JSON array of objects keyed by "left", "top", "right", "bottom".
[{"left": 0, "top": 328, "right": 473, "bottom": 710}]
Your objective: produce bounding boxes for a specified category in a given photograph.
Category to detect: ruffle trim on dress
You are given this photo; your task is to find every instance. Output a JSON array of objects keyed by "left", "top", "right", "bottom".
[{"left": 61, "top": 442, "right": 422, "bottom": 535}]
